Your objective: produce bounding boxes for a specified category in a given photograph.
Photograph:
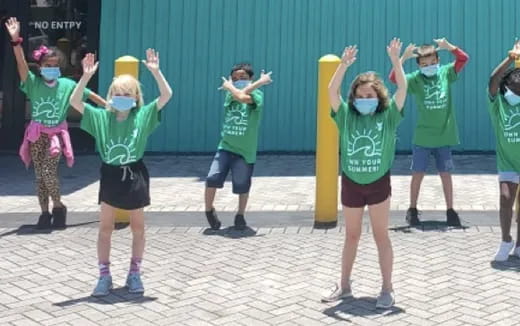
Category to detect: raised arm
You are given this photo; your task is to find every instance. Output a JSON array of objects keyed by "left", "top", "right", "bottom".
[
  {"left": 489, "top": 40, "right": 520, "bottom": 97},
  {"left": 434, "top": 38, "right": 469, "bottom": 73},
  {"left": 387, "top": 38, "right": 407, "bottom": 111},
  {"left": 389, "top": 43, "right": 416, "bottom": 84},
  {"left": 5, "top": 17, "right": 29, "bottom": 82},
  {"left": 242, "top": 70, "right": 273, "bottom": 94},
  {"left": 70, "top": 53, "right": 98, "bottom": 114},
  {"left": 328, "top": 45, "right": 357, "bottom": 112},
  {"left": 142, "top": 48, "right": 172, "bottom": 110}
]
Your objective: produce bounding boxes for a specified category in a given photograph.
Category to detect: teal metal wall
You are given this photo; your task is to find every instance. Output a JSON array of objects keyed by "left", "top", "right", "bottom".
[{"left": 99, "top": 0, "right": 520, "bottom": 152}]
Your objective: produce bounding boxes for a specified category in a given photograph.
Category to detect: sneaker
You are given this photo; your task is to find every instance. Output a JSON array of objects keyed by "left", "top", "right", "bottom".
[
  {"left": 36, "top": 212, "right": 52, "bottom": 229},
  {"left": 406, "top": 208, "right": 421, "bottom": 226},
  {"left": 494, "top": 241, "right": 514, "bottom": 262},
  {"left": 205, "top": 209, "right": 221, "bottom": 230},
  {"left": 52, "top": 205, "right": 67, "bottom": 229},
  {"left": 321, "top": 284, "right": 353, "bottom": 303},
  {"left": 234, "top": 214, "right": 247, "bottom": 230},
  {"left": 126, "top": 272, "right": 145, "bottom": 293},
  {"left": 513, "top": 246, "right": 520, "bottom": 259},
  {"left": 446, "top": 209, "right": 462, "bottom": 227},
  {"left": 376, "top": 290, "right": 395, "bottom": 309},
  {"left": 91, "top": 275, "right": 113, "bottom": 297}
]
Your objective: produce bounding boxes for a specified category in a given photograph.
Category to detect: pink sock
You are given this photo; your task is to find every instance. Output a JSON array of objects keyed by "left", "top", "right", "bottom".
[
  {"left": 99, "top": 262, "right": 110, "bottom": 277},
  {"left": 130, "top": 257, "right": 142, "bottom": 274}
]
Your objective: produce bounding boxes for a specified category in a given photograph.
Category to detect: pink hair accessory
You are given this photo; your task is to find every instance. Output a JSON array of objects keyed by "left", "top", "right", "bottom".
[{"left": 32, "top": 45, "right": 50, "bottom": 62}]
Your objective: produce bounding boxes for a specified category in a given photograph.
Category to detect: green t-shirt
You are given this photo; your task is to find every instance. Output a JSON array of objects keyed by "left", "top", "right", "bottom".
[
  {"left": 218, "top": 89, "right": 263, "bottom": 164},
  {"left": 331, "top": 99, "right": 403, "bottom": 184},
  {"left": 488, "top": 92, "right": 520, "bottom": 172},
  {"left": 81, "top": 100, "right": 161, "bottom": 166},
  {"left": 20, "top": 71, "right": 91, "bottom": 127},
  {"left": 407, "top": 63, "right": 459, "bottom": 147}
]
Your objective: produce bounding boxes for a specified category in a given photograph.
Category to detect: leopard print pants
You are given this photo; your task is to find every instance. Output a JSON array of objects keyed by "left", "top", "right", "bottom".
[{"left": 30, "top": 134, "right": 62, "bottom": 209}]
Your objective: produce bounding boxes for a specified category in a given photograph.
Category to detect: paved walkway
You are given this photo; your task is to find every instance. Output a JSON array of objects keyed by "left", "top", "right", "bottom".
[{"left": 1, "top": 226, "right": 519, "bottom": 326}]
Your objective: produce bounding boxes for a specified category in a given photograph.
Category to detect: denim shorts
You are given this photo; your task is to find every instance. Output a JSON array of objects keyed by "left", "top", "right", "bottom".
[
  {"left": 205, "top": 150, "right": 254, "bottom": 194},
  {"left": 411, "top": 145, "right": 454, "bottom": 173},
  {"left": 499, "top": 172, "right": 520, "bottom": 184}
]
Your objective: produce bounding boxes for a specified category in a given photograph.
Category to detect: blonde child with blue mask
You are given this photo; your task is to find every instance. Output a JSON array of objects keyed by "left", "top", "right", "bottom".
[{"left": 69, "top": 50, "right": 172, "bottom": 296}]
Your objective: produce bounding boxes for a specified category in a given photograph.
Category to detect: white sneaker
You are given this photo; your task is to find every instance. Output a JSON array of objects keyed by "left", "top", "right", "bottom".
[
  {"left": 513, "top": 246, "right": 520, "bottom": 258},
  {"left": 321, "top": 284, "right": 353, "bottom": 303},
  {"left": 494, "top": 241, "right": 514, "bottom": 262}
]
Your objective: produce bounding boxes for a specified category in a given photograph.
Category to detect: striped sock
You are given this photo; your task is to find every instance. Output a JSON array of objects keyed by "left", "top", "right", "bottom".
[
  {"left": 99, "top": 262, "right": 110, "bottom": 277},
  {"left": 130, "top": 257, "right": 142, "bottom": 274}
]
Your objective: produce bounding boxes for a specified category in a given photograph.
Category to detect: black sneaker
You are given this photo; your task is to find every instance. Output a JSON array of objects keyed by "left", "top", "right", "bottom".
[
  {"left": 36, "top": 212, "right": 52, "bottom": 229},
  {"left": 52, "top": 205, "right": 67, "bottom": 229},
  {"left": 234, "top": 214, "right": 247, "bottom": 230},
  {"left": 447, "top": 208, "right": 462, "bottom": 227},
  {"left": 205, "top": 209, "right": 221, "bottom": 230},
  {"left": 405, "top": 208, "right": 421, "bottom": 226}
]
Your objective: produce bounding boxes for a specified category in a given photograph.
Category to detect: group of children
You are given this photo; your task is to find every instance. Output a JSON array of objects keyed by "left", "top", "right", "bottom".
[{"left": 5, "top": 15, "right": 520, "bottom": 307}]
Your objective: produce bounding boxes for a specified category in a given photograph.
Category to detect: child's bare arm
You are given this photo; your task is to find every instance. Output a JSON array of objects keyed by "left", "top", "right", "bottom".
[
  {"left": 489, "top": 40, "right": 520, "bottom": 97},
  {"left": 88, "top": 92, "right": 107, "bottom": 107},
  {"left": 388, "top": 38, "right": 407, "bottom": 111},
  {"left": 70, "top": 53, "right": 98, "bottom": 114},
  {"left": 329, "top": 46, "right": 357, "bottom": 112},
  {"left": 219, "top": 77, "right": 253, "bottom": 104},
  {"left": 389, "top": 43, "right": 416, "bottom": 84},
  {"left": 142, "top": 49, "right": 172, "bottom": 110},
  {"left": 242, "top": 70, "right": 273, "bottom": 94},
  {"left": 5, "top": 17, "right": 29, "bottom": 82},
  {"left": 434, "top": 38, "right": 469, "bottom": 73}
]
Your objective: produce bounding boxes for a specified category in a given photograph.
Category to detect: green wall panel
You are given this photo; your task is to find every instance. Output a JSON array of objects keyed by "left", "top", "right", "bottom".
[{"left": 99, "top": 0, "right": 520, "bottom": 152}]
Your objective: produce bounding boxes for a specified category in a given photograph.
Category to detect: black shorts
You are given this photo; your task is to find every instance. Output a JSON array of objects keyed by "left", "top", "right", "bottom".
[
  {"left": 341, "top": 171, "right": 391, "bottom": 208},
  {"left": 99, "top": 159, "right": 150, "bottom": 210}
]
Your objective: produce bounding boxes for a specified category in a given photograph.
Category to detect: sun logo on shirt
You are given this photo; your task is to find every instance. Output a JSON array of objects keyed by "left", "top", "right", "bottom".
[
  {"left": 32, "top": 97, "right": 61, "bottom": 119},
  {"left": 225, "top": 105, "right": 249, "bottom": 126},
  {"left": 347, "top": 128, "right": 383, "bottom": 157},
  {"left": 504, "top": 108, "right": 520, "bottom": 131},
  {"left": 105, "top": 129, "right": 138, "bottom": 165}
]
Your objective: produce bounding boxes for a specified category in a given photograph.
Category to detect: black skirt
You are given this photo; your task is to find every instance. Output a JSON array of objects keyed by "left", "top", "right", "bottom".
[{"left": 99, "top": 159, "right": 150, "bottom": 210}]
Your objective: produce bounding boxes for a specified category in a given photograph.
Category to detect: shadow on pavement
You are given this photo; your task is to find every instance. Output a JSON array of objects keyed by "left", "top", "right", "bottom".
[
  {"left": 53, "top": 287, "right": 157, "bottom": 306},
  {"left": 0, "top": 221, "right": 97, "bottom": 238},
  {"left": 389, "top": 220, "right": 469, "bottom": 233},
  {"left": 322, "top": 296, "right": 405, "bottom": 321},
  {"left": 490, "top": 258, "right": 520, "bottom": 272},
  {"left": 202, "top": 226, "right": 264, "bottom": 239}
]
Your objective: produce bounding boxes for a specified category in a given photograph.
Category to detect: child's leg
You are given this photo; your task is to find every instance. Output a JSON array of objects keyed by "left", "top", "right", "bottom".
[
  {"left": 30, "top": 138, "right": 50, "bottom": 213},
  {"left": 410, "top": 173, "right": 425, "bottom": 208},
  {"left": 42, "top": 150, "right": 63, "bottom": 209},
  {"left": 98, "top": 202, "right": 115, "bottom": 266},
  {"left": 129, "top": 208, "right": 145, "bottom": 272},
  {"left": 230, "top": 156, "right": 254, "bottom": 215},
  {"left": 439, "top": 172, "right": 454, "bottom": 209},
  {"left": 499, "top": 181, "right": 517, "bottom": 243},
  {"left": 409, "top": 145, "right": 430, "bottom": 208},
  {"left": 368, "top": 197, "right": 393, "bottom": 292},
  {"left": 340, "top": 206, "right": 364, "bottom": 290},
  {"left": 434, "top": 147, "right": 455, "bottom": 209},
  {"left": 205, "top": 151, "right": 232, "bottom": 211}
]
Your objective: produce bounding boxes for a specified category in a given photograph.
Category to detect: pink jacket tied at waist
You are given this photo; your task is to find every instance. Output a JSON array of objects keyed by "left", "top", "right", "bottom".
[{"left": 19, "top": 121, "right": 74, "bottom": 168}]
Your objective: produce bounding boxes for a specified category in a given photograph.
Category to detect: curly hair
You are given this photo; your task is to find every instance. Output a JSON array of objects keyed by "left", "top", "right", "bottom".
[
  {"left": 500, "top": 68, "right": 520, "bottom": 94},
  {"left": 348, "top": 72, "right": 390, "bottom": 114}
]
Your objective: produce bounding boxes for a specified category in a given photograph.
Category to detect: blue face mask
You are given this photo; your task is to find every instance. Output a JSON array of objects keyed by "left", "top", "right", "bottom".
[
  {"left": 420, "top": 63, "right": 440, "bottom": 77},
  {"left": 354, "top": 98, "right": 379, "bottom": 115},
  {"left": 504, "top": 87, "right": 520, "bottom": 106},
  {"left": 40, "top": 67, "right": 61, "bottom": 81},
  {"left": 233, "top": 80, "right": 251, "bottom": 90},
  {"left": 109, "top": 96, "right": 136, "bottom": 111}
]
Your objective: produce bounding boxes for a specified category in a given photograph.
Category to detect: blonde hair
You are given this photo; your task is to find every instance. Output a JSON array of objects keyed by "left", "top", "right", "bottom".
[
  {"left": 348, "top": 72, "right": 390, "bottom": 114},
  {"left": 105, "top": 74, "right": 144, "bottom": 111}
]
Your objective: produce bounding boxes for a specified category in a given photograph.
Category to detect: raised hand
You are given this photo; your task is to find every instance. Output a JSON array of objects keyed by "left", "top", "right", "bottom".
[
  {"left": 387, "top": 38, "right": 403, "bottom": 61},
  {"left": 81, "top": 53, "right": 99, "bottom": 78},
  {"left": 142, "top": 48, "right": 160, "bottom": 73},
  {"left": 508, "top": 39, "right": 520, "bottom": 60},
  {"left": 434, "top": 37, "right": 455, "bottom": 51},
  {"left": 5, "top": 17, "right": 20, "bottom": 41},
  {"left": 258, "top": 70, "right": 273, "bottom": 85},
  {"left": 402, "top": 43, "right": 418, "bottom": 61},
  {"left": 341, "top": 45, "right": 358, "bottom": 67},
  {"left": 219, "top": 76, "right": 233, "bottom": 91}
]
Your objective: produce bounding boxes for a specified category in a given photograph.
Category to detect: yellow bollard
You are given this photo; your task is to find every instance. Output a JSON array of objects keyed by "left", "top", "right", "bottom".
[
  {"left": 314, "top": 55, "right": 340, "bottom": 229},
  {"left": 113, "top": 55, "right": 140, "bottom": 224}
]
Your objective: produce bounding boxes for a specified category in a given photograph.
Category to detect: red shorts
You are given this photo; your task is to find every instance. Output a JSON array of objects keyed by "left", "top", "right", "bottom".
[{"left": 341, "top": 172, "right": 391, "bottom": 208}]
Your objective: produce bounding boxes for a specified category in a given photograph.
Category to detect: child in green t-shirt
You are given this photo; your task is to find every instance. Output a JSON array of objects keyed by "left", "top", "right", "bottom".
[
  {"left": 321, "top": 39, "right": 407, "bottom": 309},
  {"left": 4, "top": 17, "right": 106, "bottom": 229},
  {"left": 204, "top": 64, "right": 272, "bottom": 230},
  {"left": 69, "top": 49, "right": 173, "bottom": 297},
  {"left": 389, "top": 38, "right": 469, "bottom": 227},
  {"left": 488, "top": 40, "right": 520, "bottom": 262}
]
